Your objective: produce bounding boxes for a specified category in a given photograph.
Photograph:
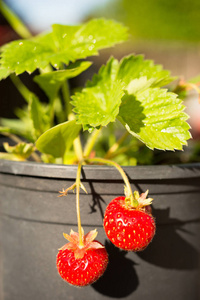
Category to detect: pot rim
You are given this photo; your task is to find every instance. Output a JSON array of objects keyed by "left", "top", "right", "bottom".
[{"left": 0, "top": 159, "right": 200, "bottom": 180}]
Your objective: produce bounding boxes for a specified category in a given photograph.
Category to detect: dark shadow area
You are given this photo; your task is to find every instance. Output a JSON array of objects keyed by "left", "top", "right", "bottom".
[
  {"left": 133, "top": 178, "right": 200, "bottom": 196},
  {"left": 119, "top": 93, "right": 145, "bottom": 133},
  {"left": 88, "top": 181, "right": 106, "bottom": 219},
  {"left": 92, "top": 241, "right": 139, "bottom": 298},
  {"left": 137, "top": 207, "right": 200, "bottom": 270}
]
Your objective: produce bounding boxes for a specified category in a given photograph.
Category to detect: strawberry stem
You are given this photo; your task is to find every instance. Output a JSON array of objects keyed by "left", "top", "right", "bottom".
[
  {"left": 85, "top": 157, "right": 139, "bottom": 208},
  {"left": 76, "top": 161, "right": 84, "bottom": 247},
  {"left": 83, "top": 127, "right": 102, "bottom": 158}
]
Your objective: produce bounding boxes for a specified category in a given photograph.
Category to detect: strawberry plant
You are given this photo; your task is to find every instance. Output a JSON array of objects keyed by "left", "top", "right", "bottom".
[{"left": 0, "top": 1, "right": 194, "bottom": 288}]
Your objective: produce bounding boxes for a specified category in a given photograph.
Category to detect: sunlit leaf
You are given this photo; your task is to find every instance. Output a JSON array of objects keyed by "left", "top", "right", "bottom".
[
  {"left": 71, "top": 58, "right": 125, "bottom": 128},
  {"left": 0, "top": 67, "right": 11, "bottom": 80},
  {"left": 118, "top": 88, "right": 191, "bottom": 150},
  {"left": 117, "top": 55, "right": 175, "bottom": 88},
  {"left": 0, "top": 19, "right": 128, "bottom": 77}
]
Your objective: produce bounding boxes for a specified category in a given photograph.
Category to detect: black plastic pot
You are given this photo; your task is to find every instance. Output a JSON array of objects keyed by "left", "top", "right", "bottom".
[{"left": 0, "top": 160, "right": 200, "bottom": 300}]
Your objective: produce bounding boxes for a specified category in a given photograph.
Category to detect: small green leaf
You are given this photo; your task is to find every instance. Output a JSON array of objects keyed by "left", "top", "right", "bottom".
[
  {"left": 36, "top": 120, "right": 81, "bottom": 158},
  {"left": 0, "top": 118, "right": 34, "bottom": 141},
  {"left": 29, "top": 95, "right": 51, "bottom": 139},
  {"left": 71, "top": 58, "right": 125, "bottom": 128},
  {"left": 0, "top": 19, "right": 128, "bottom": 77},
  {"left": 34, "top": 61, "right": 92, "bottom": 101},
  {"left": 3, "top": 142, "right": 35, "bottom": 159},
  {"left": 118, "top": 88, "right": 191, "bottom": 150},
  {"left": 0, "top": 152, "right": 25, "bottom": 161}
]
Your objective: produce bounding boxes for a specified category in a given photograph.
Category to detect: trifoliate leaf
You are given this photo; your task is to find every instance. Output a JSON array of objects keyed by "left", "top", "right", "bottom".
[
  {"left": 34, "top": 61, "right": 92, "bottom": 101},
  {"left": 0, "top": 19, "right": 128, "bottom": 77},
  {"left": 35, "top": 120, "right": 81, "bottom": 158},
  {"left": 71, "top": 54, "right": 178, "bottom": 130},
  {"left": 118, "top": 88, "right": 191, "bottom": 150},
  {"left": 71, "top": 58, "right": 125, "bottom": 128}
]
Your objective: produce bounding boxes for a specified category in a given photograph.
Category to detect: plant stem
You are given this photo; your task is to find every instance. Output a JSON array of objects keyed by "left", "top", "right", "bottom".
[
  {"left": 1, "top": 1, "right": 32, "bottom": 39},
  {"left": 85, "top": 157, "right": 138, "bottom": 207},
  {"left": 62, "top": 81, "right": 72, "bottom": 119},
  {"left": 30, "top": 151, "right": 42, "bottom": 163},
  {"left": 10, "top": 74, "right": 36, "bottom": 103},
  {"left": 104, "top": 131, "right": 129, "bottom": 159},
  {"left": 73, "top": 136, "right": 84, "bottom": 162},
  {"left": 62, "top": 80, "right": 84, "bottom": 161},
  {"left": 83, "top": 128, "right": 102, "bottom": 157},
  {"left": 1, "top": 131, "right": 23, "bottom": 144},
  {"left": 105, "top": 144, "right": 135, "bottom": 160},
  {"left": 76, "top": 161, "right": 84, "bottom": 247},
  {"left": 67, "top": 113, "right": 83, "bottom": 161}
]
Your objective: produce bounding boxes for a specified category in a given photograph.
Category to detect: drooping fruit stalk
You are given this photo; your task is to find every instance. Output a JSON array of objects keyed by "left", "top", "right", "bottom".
[
  {"left": 85, "top": 157, "right": 139, "bottom": 208},
  {"left": 75, "top": 161, "right": 84, "bottom": 247}
]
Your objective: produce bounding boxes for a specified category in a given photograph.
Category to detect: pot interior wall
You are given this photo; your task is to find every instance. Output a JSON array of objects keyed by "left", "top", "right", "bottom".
[{"left": 0, "top": 161, "right": 200, "bottom": 300}]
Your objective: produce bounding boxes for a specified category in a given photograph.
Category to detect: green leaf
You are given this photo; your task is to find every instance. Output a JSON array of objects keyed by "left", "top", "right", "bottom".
[
  {"left": 0, "top": 19, "right": 128, "bottom": 77},
  {"left": 52, "top": 19, "right": 128, "bottom": 58},
  {"left": 0, "top": 126, "right": 13, "bottom": 134},
  {"left": 0, "top": 142, "right": 35, "bottom": 161},
  {"left": 0, "top": 67, "right": 11, "bottom": 80},
  {"left": 0, "top": 36, "right": 55, "bottom": 75},
  {"left": 71, "top": 54, "right": 177, "bottom": 130},
  {"left": 28, "top": 95, "right": 51, "bottom": 139},
  {"left": 117, "top": 55, "right": 175, "bottom": 88},
  {"left": 35, "top": 120, "right": 81, "bottom": 158},
  {"left": 0, "top": 152, "right": 26, "bottom": 161},
  {"left": 2, "top": 142, "right": 35, "bottom": 160},
  {"left": 118, "top": 88, "right": 191, "bottom": 150},
  {"left": 0, "top": 118, "right": 34, "bottom": 141},
  {"left": 34, "top": 61, "right": 92, "bottom": 101},
  {"left": 71, "top": 58, "right": 125, "bottom": 128}
]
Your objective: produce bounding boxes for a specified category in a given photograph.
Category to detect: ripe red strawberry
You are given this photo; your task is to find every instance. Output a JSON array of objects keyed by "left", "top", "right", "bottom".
[
  {"left": 56, "top": 228, "right": 108, "bottom": 286},
  {"left": 103, "top": 191, "right": 155, "bottom": 251}
]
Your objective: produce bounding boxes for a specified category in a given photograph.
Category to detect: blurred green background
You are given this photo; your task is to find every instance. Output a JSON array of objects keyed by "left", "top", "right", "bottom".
[
  {"left": 91, "top": 0, "right": 200, "bottom": 81},
  {"left": 95, "top": 0, "right": 200, "bottom": 42}
]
